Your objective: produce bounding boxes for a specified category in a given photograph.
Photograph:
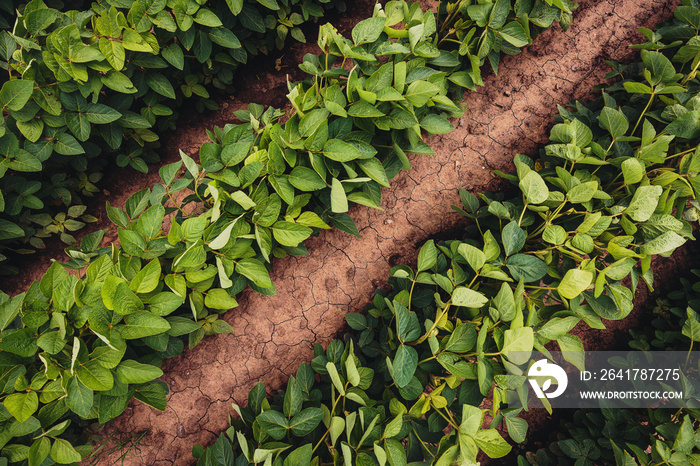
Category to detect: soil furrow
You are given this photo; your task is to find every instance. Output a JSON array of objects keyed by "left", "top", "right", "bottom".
[{"left": 87, "top": 0, "right": 680, "bottom": 464}]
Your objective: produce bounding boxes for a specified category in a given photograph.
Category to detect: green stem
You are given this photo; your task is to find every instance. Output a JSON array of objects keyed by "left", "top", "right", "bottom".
[{"left": 631, "top": 93, "right": 655, "bottom": 135}]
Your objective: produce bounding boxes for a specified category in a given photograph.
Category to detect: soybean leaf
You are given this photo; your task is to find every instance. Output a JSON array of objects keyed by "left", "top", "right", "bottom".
[{"left": 393, "top": 344, "right": 418, "bottom": 388}]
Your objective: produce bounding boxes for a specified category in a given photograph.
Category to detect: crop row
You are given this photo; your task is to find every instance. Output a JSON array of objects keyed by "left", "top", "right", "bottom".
[
  {"left": 0, "top": 0, "right": 575, "bottom": 463},
  {"left": 0, "top": 0, "right": 347, "bottom": 274},
  {"left": 195, "top": 3, "right": 700, "bottom": 464}
]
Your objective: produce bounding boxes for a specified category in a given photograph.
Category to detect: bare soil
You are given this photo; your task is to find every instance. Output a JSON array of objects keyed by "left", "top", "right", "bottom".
[{"left": 0, "top": 0, "right": 687, "bottom": 464}]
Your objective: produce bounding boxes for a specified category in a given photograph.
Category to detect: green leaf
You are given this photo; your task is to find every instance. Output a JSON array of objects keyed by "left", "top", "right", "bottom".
[
  {"left": 473, "top": 429, "right": 511, "bottom": 458},
  {"left": 331, "top": 178, "right": 348, "bottom": 213},
  {"left": 120, "top": 311, "right": 171, "bottom": 339},
  {"left": 352, "top": 17, "right": 386, "bottom": 45},
  {"left": 332, "top": 213, "right": 360, "bottom": 238},
  {"left": 66, "top": 376, "right": 92, "bottom": 418},
  {"left": 0, "top": 293, "right": 24, "bottom": 331},
  {"left": 134, "top": 382, "right": 167, "bottom": 410},
  {"left": 193, "top": 9, "right": 223, "bottom": 27},
  {"left": 420, "top": 114, "right": 454, "bottom": 134},
  {"left": 99, "top": 38, "right": 125, "bottom": 70},
  {"left": 84, "top": 103, "right": 122, "bottom": 124},
  {"left": 458, "top": 243, "right": 485, "bottom": 273},
  {"left": 77, "top": 360, "right": 114, "bottom": 391},
  {"left": 54, "top": 133, "right": 84, "bottom": 155},
  {"left": 358, "top": 158, "right": 389, "bottom": 187},
  {"left": 642, "top": 50, "right": 676, "bottom": 82},
  {"left": 666, "top": 111, "right": 700, "bottom": 139},
  {"left": 28, "top": 437, "right": 51, "bottom": 466},
  {"left": 502, "top": 221, "right": 526, "bottom": 256},
  {"left": 621, "top": 157, "right": 645, "bottom": 185},
  {"left": 384, "top": 439, "right": 407, "bottom": 466},
  {"left": 37, "top": 331, "right": 65, "bottom": 354},
  {"left": 4, "top": 391, "right": 38, "bottom": 422},
  {"left": 289, "top": 407, "right": 323, "bottom": 436},
  {"left": 284, "top": 445, "right": 312, "bottom": 466},
  {"left": 499, "top": 21, "right": 528, "bottom": 47},
  {"left": 289, "top": 166, "right": 326, "bottom": 191},
  {"left": 209, "top": 28, "right": 241, "bottom": 49},
  {"left": 393, "top": 344, "right": 418, "bottom": 388},
  {"left": 272, "top": 221, "right": 312, "bottom": 247},
  {"left": 417, "top": 240, "right": 437, "bottom": 272},
  {"left": 50, "top": 438, "right": 82, "bottom": 464},
  {"left": 162, "top": 43, "right": 184, "bottom": 70},
  {"left": 626, "top": 185, "right": 662, "bottom": 222},
  {"left": 641, "top": 231, "right": 687, "bottom": 255},
  {"left": 0, "top": 80, "right": 34, "bottom": 111},
  {"left": 236, "top": 258, "right": 273, "bottom": 289},
  {"left": 257, "top": 410, "right": 288, "bottom": 440},
  {"left": 239, "top": 4, "right": 265, "bottom": 32},
  {"left": 204, "top": 289, "right": 238, "bottom": 310},
  {"left": 501, "top": 327, "right": 533, "bottom": 364},
  {"left": 567, "top": 181, "right": 598, "bottom": 204},
  {"left": 598, "top": 107, "right": 629, "bottom": 139},
  {"left": 452, "top": 287, "right": 488, "bottom": 308},
  {"left": 323, "top": 139, "right": 362, "bottom": 162},
  {"left": 130, "top": 259, "right": 161, "bottom": 294},
  {"left": 396, "top": 301, "right": 421, "bottom": 342},
  {"left": 116, "top": 360, "right": 163, "bottom": 384},
  {"left": 519, "top": 171, "right": 549, "bottom": 204},
  {"left": 505, "top": 254, "right": 548, "bottom": 282},
  {"left": 146, "top": 74, "right": 175, "bottom": 99},
  {"left": 225, "top": 0, "right": 243, "bottom": 15},
  {"left": 558, "top": 269, "right": 594, "bottom": 299}
]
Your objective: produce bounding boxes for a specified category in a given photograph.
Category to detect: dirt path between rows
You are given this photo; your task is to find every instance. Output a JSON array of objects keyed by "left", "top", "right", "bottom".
[{"left": 75, "top": 0, "right": 680, "bottom": 464}]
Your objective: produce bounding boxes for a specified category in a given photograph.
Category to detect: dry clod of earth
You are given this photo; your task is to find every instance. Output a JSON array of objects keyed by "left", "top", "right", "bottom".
[{"left": 6, "top": 0, "right": 684, "bottom": 464}]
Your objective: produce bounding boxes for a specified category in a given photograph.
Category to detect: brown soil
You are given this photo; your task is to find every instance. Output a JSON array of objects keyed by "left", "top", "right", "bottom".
[{"left": 0, "top": 0, "right": 686, "bottom": 464}]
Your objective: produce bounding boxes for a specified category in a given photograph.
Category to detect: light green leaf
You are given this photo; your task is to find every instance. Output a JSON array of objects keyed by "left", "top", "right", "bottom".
[
  {"left": 205, "top": 289, "right": 238, "bottom": 310},
  {"left": 4, "top": 391, "right": 38, "bottom": 422},
  {"left": 598, "top": 107, "right": 629, "bottom": 139},
  {"left": 331, "top": 178, "right": 348, "bottom": 213},
  {"left": 129, "top": 259, "right": 161, "bottom": 294},
  {"left": 557, "top": 269, "right": 593, "bottom": 299},
  {"left": 323, "top": 139, "right": 362, "bottom": 162},
  {"left": 116, "top": 360, "right": 163, "bottom": 384},
  {"left": 236, "top": 258, "right": 273, "bottom": 289},
  {"left": 50, "top": 438, "right": 82, "bottom": 464},
  {"left": 352, "top": 17, "right": 386, "bottom": 45},
  {"left": 272, "top": 221, "right": 312, "bottom": 247},
  {"left": 0, "top": 80, "right": 34, "bottom": 111},
  {"left": 519, "top": 171, "right": 549, "bottom": 204},
  {"left": 120, "top": 311, "right": 171, "bottom": 339},
  {"left": 501, "top": 327, "right": 533, "bottom": 364},
  {"left": 452, "top": 286, "right": 488, "bottom": 308},
  {"left": 626, "top": 185, "right": 662, "bottom": 222}
]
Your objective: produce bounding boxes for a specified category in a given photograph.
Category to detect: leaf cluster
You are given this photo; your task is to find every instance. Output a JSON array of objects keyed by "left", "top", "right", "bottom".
[
  {"left": 0, "top": 0, "right": 343, "bottom": 274},
  {"left": 521, "top": 270, "right": 700, "bottom": 466},
  {"left": 0, "top": 0, "right": 574, "bottom": 461},
  {"left": 195, "top": 4, "right": 700, "bottom": 463}
]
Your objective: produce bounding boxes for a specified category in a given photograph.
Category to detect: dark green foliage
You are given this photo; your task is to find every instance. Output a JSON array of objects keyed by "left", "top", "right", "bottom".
[{"left": 0, "top": 0, "right": 343, "bottom": 274}]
